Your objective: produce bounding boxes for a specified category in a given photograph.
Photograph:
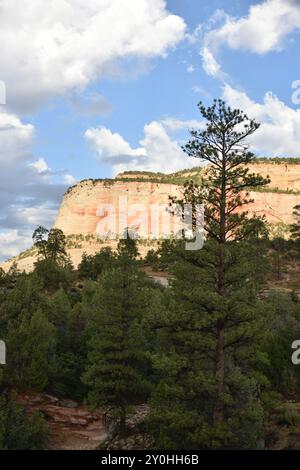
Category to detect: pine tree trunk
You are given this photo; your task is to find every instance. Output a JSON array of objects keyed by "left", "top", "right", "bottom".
[{"left": 213, "top": 151, "right": 227, "bottom": 428}]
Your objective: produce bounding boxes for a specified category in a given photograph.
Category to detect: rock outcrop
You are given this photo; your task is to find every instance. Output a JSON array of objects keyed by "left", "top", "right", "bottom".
[
  {"left": 53, "top": 164, "right": 300, "bottom": 237},
  {"left": 17, "top": 392, "right": 107, "bottom": 450},
  {"left": 2, "top": 161, "right": 300, "bottom": 272},
  {"left": 53, "top": 179, "right": 181, "bottom": 237}
]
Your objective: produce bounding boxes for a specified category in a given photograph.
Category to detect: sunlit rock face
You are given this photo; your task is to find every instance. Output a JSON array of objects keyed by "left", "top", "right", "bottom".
[
  {"left": 2, "top": 162, "right": 300, "bottom": 273},
  {"left": 244, "top": 191, "right": 298, "bottom": 224},
  {"left": 247, "top": 163, "right": 300, "bottom": 192},
  {"left": 53, "top": 179, "right": 182, "bottom": 239},
  {"left": 54, "top": 164, "right": 300, "bottom": 237}
]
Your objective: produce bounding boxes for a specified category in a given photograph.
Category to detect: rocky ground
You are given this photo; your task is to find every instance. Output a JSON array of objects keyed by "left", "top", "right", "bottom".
[
  {"left": 17, "top": 393, "right": 154, "bottom": 450},
  {"left": 17, "top": 392, "right": 107, "bottom": 450}
]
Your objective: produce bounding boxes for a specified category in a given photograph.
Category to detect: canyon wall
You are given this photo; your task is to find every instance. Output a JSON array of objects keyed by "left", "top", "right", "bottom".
[
  {"left": 248, "top": 163, "right": 300, "bottom": 192},
  {"left": 2, "top": 162, "right": 300, "bottom": 272},
  {"left": 54, "top": 163, "right": 300, "bottom": 236},
  {"left": 53, "top": 180, "right": 182, "bottom": 237}
]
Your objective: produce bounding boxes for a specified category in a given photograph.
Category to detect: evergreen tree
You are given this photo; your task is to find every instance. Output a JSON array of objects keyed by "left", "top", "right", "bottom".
[
  {"left": 0, "top": 390, "right": 48, "bottom": 450},
  {"left": 262, "top": 293, "right": 300, "bottom": 398},
  {"left": 4, "top": 308, "right": 56, "bottom": 391},
  {"left": 290, "top": 205, "right": 300, "bottom": 242},
  {"left": 78, "top": 247, "right": 115, "bottom": 280},
  {"left": 0, "top": 275, "right": 56, "bottom": 391},
  {"left": 33, "top": 226, "right": 68, "bottom": 264},
  {"left": 150, "top": 100, "right": 270, "bottom": 448},
  {"left": 83, "top": 236, "right": 152, "bottom": 434}
]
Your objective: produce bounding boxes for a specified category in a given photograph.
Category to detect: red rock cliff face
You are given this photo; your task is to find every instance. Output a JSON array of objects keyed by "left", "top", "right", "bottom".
[
  {"left": 243, "top": 163, "right": 300, "bottom": 224},
  {"left": 53, "top": 180, "right": 182, "bottom": 237},
  {"left": 54, "top": 164, "right": 300, "bottom": 236},
  {"left": 246, "top": 191, "right": 299, "bottom": 224},
  {"left": 2, "top": 162, "right": 300, "bottom": 273},
  {"left": 247, "top": 163, "right": 300, "bottom": 192}
]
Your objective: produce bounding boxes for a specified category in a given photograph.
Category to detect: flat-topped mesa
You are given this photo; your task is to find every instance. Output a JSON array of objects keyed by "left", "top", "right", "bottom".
[
  {"left": 2, "top": 159, "right": 300, "bottom": 273},
  {"left": 54, "top": 179, "right": 182, "bottom": 237},
  {"left": 55, "top": 162, "right": 300, "bottom": 237}
]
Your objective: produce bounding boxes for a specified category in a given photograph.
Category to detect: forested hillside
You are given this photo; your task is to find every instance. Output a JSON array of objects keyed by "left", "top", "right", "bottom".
[{"left": 1, "top": 101, "right": 300, "bottom": 450}]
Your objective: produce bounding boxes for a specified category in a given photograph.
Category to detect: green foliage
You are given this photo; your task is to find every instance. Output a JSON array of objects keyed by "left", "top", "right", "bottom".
[
  {"left": 149, "top": 101, "right": 270, "bottom": 449},
  {"left": 83, "top": 237, "right": 152, "bottom": 433},
  {"left": 34, "top": 258, "right": 74, "bottom": 291},
  {"left": 290, "top": 205, "right": 300, "bottom": 242},
  {"left": 46, "top": 290, "right": 87, "bottom": 399},
  {"left": 2, "top": 107, "right": 300, "bottom": 450},
  {"left": 4, "top": 308, "right": 56, "bottom": 391},
  {"left": 33, "top": 226, "right": 68, "bottom": 264},
  {"left": 253, "top": 157, "right": 300, "bottom": 165},
  {"left": 78, "top": 247, "right": 115, "bottom": 280},
  {"left": 0, "top": 392, "right": 48, "bottom": 450},
  {"left": 117, "top": 230, "right": 140, "bottom": 260},
  {"left": 0, "top": 267, "right": 7, "bottom": 287},
  {"left": 262, "top": 294, "right": 300, "bottom": 398},
  {"left": 64, "top": 167, "right": 204, "bottom": 194},
  {"left": 275, "top": 406, "right": 300, "bottom": 427},
  {"left": 148, "top": 241, "right": 268, "bottom": 449}
]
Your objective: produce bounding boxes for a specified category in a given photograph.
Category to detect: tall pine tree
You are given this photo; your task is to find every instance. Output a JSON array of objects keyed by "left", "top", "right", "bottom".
[
  {"left": 150, "top": 100, "right": 270, "bottom": 448},
  {"left": 83, "top": 236, "right": 152, "bottom": 434}
]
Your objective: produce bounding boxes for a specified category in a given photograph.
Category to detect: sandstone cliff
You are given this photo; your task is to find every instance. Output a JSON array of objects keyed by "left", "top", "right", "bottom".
[
  {"left": 53, "top": 179, "right": 181, "bottom": 237},
  {"left": 2, "top": 161, "right": 300, "bottom": 272},
  {"left": 54, "top": 163, "right": 300, "bottom": 237}
]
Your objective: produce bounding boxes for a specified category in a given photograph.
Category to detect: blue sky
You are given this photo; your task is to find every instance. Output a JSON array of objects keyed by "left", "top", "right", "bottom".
[{"left": 0, "top": 0, "right": 300, "bottom": 260}]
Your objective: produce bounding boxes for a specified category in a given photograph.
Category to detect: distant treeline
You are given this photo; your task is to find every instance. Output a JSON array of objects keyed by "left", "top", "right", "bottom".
[
  {"left": 253, "top": 157, "right": 300, "bottom": 164},
  {"left": 64, "top": 158, "right": 300, "bottom": 197}
]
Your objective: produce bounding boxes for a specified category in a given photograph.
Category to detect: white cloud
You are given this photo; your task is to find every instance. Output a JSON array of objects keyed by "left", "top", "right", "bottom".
[
  {"left": 222, "top": 84, "right": 300, "bottom": 155},
  {"left": 85, "top": 127, "right": 146, "bottom": 160},
  {"left": 29, "top": 158, "right": 49, "bottom": 174},
  {"left": 0, "top": 1, "right": 186, "bottom": 261},
  {"left": 0, "top": 230, "right": 32, "bottom": 261},
  {"left": 161, "top": 117, "right": 204, "bottom": 133},
  {"left": 191, "top": 86, "right": 212, "bottom": 100},
  {"left": 11, "top": 206, "right": 58, "bottom": 228},
  {"left": 85, "top": 119, "right": 199, "bottom": 174},
  {"left": 0, "top": 111, "right": 34, "bottom": 155},
  {"left": 200, "top": 47, "right": 222, "bottom": 77},
  {"left": 0, "top": 110, "right": 69, "bottom": 261},
  {"left": 0, "top": 0, "right": 186, "bottom": 113},
  {"left": 207, "top": 0, "right": 300, "bottom": 54},
  {"left": 200, "top": 0, "right": 300, "bottom": 77},
  {"left": 64, "top": 174, "right": 76, "bottom": 185},
  {"left": 86, "top": 87, "right": 300, "bottom": 169}
]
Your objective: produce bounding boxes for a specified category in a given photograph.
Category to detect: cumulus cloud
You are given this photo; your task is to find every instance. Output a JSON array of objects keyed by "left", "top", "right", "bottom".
[
  {"left": 85, "top": 87, "right": 300, "bottom": 178},
  {"left": 0, "top": 111, "right": 34, "bottom": 154},
  {"left": 0, "top": 230, "right": 33, "bottom": 261},
  {"left": 0, "top": 0, "right": 186, "bottom": 260},
  {"left": 201, "top": 0, "right": 300, "bottom": 77},
  {"left": 64, "top": 174, "right": 76, "bottom": 185},
  {"left": 85, "top": 127, "right": 147, "bottom": 162},
  {"left": 85, "top": 119, "right": 199, "bottom": 174},
  {"left": 0, "top": 110, "right": 69, "bottom": 261},
  {"left": 0, "top": 0, "right": 186, "bottom": 113},
  {"left": 223, "top": 84, "right": 300, "bottom": 155}
]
